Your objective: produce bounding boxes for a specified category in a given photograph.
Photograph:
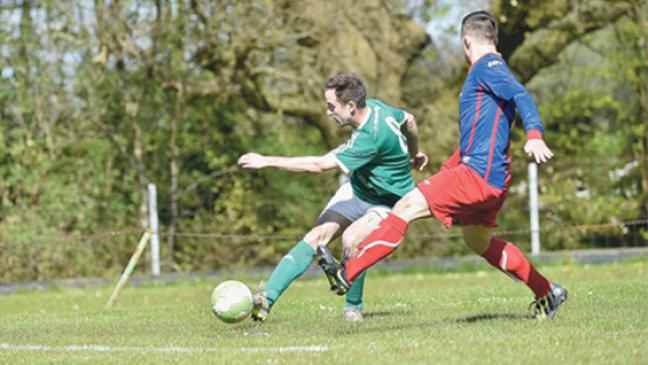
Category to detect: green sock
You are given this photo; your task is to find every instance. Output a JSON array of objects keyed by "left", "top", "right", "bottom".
[
  {"left": 344, "top": 270, "right": 366, "bottom": 311},
  {"left": 264, "top": 240, "right": 315, "bottom": 307}
]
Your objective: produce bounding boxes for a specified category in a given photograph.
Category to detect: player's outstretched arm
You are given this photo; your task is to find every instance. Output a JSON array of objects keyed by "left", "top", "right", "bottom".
[
  {"left": 479, "top": 65, "right": 553, "bottom": 164},
  {"left": 401, "top": 113, "right": 428, "bottom": 171},
  {"left": 524, "top": 138, "right": 554, "bottom": 164},
  {"left": 237, "top": 152, "right": 338, "bottom": 173}
]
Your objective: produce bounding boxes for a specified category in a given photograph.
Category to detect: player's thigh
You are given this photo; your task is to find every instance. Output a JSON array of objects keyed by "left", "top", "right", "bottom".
[
  {"left": 461, "top": 225, "right": 493, "bottom": 255},
  {"left": 304, "top": 209, "right": 352, "bottom": 248},
  {"left": 392, "top": 188, "right": 431, "bottom": 223},
  {"left": 341, "top": 210, "right": 386, "bottom": 257},
  {"left": 318, "top": 182, "right": 360, "bottom": 222},
  {"left": 303, "top": 183, "right": 357, "bottom": 248}
]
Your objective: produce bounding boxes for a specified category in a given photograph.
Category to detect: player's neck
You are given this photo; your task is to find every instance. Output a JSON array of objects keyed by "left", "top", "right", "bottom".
[
  {"left": 469, "top": 44, "right": 498, "bottom": 64},
  {"left": 351, "top": 107, "right": 371, "bottom": 128}
]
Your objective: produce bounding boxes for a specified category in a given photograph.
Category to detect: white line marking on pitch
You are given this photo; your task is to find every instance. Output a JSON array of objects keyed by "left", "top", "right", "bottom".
[{"left": 0, "top": 343, "right": 327, "bottom": 354}]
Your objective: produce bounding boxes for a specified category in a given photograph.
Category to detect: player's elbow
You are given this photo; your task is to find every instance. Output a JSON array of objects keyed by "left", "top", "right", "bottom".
[
  {"left": 310, "top": 155, "right": 337, "bottom": 173},
  {"left": 403, "top": 114, "right": 419, "bottom": 136},
  {"left": 310, "top": 161, "right": 330, "bottom": 173}
]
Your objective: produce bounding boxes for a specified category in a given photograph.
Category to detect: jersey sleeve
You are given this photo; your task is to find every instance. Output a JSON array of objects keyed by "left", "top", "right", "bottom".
[
  {"left": 334, "top": 131, "right": 378, "bottom": 174},
  {"left": 393, "top": 107, "right": 407, "bottom": 126},
  {"left": 476, "top": 61, "right": 544, "bottom": 135}
]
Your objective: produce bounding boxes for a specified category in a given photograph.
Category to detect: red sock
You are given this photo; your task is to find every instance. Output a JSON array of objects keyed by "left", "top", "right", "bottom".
[
  {"left": 345, "top": 214, "right": 409, "bottom": 282},
  {"left": 481, "top": 237, "right": 551, "bottom": 298}
]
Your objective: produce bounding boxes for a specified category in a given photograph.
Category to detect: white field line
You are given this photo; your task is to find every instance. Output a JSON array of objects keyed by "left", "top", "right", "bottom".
[{"left": 0, "top": 343, "right": 327, "bottom": 354}]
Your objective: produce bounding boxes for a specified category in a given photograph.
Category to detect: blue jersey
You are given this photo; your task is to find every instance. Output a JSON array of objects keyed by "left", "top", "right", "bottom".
[{"left": 458, "top": 53, "right": 544, "bottom": 189}]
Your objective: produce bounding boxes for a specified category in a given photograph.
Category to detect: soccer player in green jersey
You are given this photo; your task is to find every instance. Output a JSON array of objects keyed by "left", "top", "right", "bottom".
[{"left": 238, "top": 73, "right": 428, "bottom": 322}]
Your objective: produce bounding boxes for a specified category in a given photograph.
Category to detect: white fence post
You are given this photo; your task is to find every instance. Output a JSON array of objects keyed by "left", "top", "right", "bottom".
[
  {"left": 528, "top": 162, "right": 540, "bottom": 255},
  {"left": 148, "top": 183, "right": 161, "bottom": 276}
]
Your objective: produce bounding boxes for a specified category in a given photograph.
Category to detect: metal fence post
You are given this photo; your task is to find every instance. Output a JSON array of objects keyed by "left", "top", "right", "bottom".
[
  {"left": 528, "top": 162, "right": 540, "bottom": 255},
  {"left": 148, "top": 183, "right": 161, "bottom": 276}
]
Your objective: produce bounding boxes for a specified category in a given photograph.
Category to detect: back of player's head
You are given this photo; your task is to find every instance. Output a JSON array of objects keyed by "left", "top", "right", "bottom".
[
  {"left": 461, "top": 10, "right": 498, "bottom": 46},
  {"left": 324, "top": 73, "right": 367, "bottom": 108}
]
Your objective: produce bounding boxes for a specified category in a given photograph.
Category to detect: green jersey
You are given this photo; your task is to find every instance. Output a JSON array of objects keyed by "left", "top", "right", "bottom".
[{"left": 334, "top": 99, "right": 415, "bottom": 206}]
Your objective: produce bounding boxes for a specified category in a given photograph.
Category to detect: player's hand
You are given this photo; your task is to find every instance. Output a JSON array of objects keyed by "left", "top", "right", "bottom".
[
  {"left": 524, "top": 139, "right": 554, "bottom": 164},
  {"left": 237, "top": 153, "right": 268, "bottom": 169},
  {"left": 411, "top": 152, "right": 429, "bottom": 171}
]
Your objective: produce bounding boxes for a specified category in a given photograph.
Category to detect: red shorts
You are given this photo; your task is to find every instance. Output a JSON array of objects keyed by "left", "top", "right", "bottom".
[{"left": 416, "top": 164, "right": 507, "bottom": 228}]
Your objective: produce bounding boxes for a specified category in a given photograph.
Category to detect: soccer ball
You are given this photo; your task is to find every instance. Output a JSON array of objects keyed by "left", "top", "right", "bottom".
[{"left": 210, "top": 280, "right": 253, "bottom": 323}]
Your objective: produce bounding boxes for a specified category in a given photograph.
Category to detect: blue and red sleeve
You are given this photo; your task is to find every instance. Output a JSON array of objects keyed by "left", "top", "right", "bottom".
[{"left": 476, "top": 60, "right": 544, "bottom": 140}]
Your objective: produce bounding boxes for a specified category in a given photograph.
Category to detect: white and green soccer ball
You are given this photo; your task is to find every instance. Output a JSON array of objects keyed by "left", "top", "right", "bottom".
[{"left": 210, "top": 280, "right": 253, "bottom": 323}]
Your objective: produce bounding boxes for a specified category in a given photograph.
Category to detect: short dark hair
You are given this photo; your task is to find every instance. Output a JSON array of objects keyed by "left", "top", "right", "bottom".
[
  {"left": 461, "top": 10, "right": 498, "bottom": 45},
  {"left": 324, "top": 73, "right": 367, "bottom": 108}
]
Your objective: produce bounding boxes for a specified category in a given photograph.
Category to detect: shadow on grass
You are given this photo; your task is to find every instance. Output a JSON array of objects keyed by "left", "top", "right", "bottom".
[
  {"left": 336, "top": 311, "right": 531, "bottom": 336},
  {"left": 363, "top": 310, "right": 415, "bottom": 319},
  {"left": 454, "top": 312, "right": 530, "bottom": 323}
]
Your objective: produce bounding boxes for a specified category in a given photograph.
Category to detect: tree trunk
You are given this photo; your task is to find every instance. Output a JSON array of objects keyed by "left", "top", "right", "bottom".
[
  {"left": 167, "top": 91, "right": 181, "bottom": 267},
  {"left": 632, "top": 1, "right": 648, "bottom": 217},
  {"left": 165, "top": 0, "right": 186, "bottom": 267}
]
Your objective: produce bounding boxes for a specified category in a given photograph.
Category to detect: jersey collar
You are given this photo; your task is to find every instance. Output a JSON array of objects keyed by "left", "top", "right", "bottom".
[
  {"left": 467, "top": 52, "right": 502, "bottom": 75},
  {"left": 355, "top": 105, "right": 373, "bottom": 130}
]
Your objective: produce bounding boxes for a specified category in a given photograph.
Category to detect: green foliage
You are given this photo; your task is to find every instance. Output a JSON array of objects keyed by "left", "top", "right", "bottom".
[
  {"left": 0, "top": 0, "right": 645, "bottom": 281},
  {"left": 510, "top": 13, "right": 647, "bottom": 250}
]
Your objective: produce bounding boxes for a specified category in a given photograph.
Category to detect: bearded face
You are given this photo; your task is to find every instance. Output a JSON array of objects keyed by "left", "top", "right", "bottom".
[{"left": 325, "top": 89, "right": 356, "bottom": 127}]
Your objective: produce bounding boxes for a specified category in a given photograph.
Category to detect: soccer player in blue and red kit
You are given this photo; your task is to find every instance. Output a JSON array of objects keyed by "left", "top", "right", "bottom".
[{"left": 317, "top": 10, "right": 568, "bottom": 319}]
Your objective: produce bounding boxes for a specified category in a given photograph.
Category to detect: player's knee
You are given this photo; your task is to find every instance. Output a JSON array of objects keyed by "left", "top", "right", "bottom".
[
  {"left": 302, "top": 230, "right": 321, "bottom": 249},
  {"left": 303, "top": 226, "right": 332, "bottom": 248},
  {"left": 392, "top": 190, "right": 427, "bottom": 221},
  {"left": 463, "top": 236, "right": 486, "bottom": 254},
  {"left": 392, "top": 195, "right": 413, "bottom": 215},
  {"left": 341, "top": 230, "right": 360, "bottom": 255},
  {"left": 462, "top": 227, "right": 491, "bottom": 255}
]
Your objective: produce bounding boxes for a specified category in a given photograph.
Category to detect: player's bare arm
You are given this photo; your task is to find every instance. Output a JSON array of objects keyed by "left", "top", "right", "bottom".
[
  {"left": 401, "top": 112, "right": 428, "bottom": 171},
  {"left": 237, "top": 152, "right": 338, "bottom": 173}
]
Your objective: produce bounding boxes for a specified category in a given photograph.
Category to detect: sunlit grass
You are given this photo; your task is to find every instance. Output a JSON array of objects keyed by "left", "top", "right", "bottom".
[{"left": 1, "top": 261, "right": 646, "bottom": 364}]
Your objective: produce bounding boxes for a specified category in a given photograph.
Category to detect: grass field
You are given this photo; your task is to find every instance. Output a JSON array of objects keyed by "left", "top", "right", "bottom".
[{"left": 1, "top": 260, "right": 647, "bottom": 364}]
